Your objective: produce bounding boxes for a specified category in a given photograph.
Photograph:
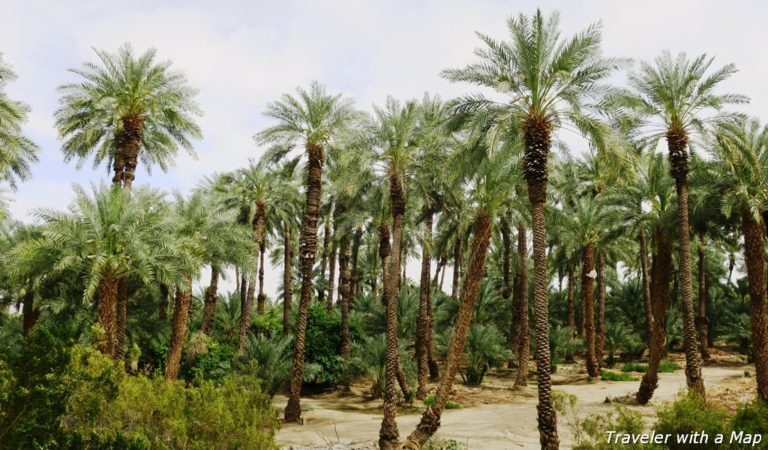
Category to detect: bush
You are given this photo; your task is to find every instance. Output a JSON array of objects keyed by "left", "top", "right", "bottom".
[
  {"left": 302, "top": 304, "right": 361, "bottom": 386},
  {"left": 61, "top": 345, "right": 279, "bottom": 450},
  {"left": 460, "top": 324, "right": 511, "bottom": 386},
  {"left": 575, "top": 405, "right": 657, "bottom": 450},
  {"left": 730, "top": 398, "right": 768, "bottom": 449},
  {"left": 179, "top": 332, "right": 237, "bottom": 383},
  {"left": 621, "top": 361, "right": 680, "bottom": 374},
  {"left": 654, "top": 391, "right": 730, "bottom": 450},
  {"left": 237, "top": 334, "right": 292, "bottom": 396},
  {"left": 251, "top": 307, "right": 282, "bottom": 338},
  {"left": 423, "top": 395, "right": 460, "bottom": 409},
  {"left": 600, "top": 369, "right": 637, "bottom": 381}
]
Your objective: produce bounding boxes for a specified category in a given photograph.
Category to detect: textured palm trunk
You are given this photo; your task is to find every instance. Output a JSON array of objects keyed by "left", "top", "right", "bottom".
[
  {"left": 97, "top": 279, "right": 118, "bottom": 356},
  {"left": 257, "top": 243, "right": 267, "bottom": 315},
  {"left": 239, "top": 271, "right": 248, "bottom": 314},
  {"left": 114, "top": 278, "right": 128, "bottom": 361},
  {"left": 637, "top": 230, "right": 672, "bottom": 404},
  {"left": 403, "top": 211, "right": 493, "bottom": 449},
  {"left": 165, "top": 278, "right": 193, "bottom": 380},
  {"left": 522, "top": 116, "right": 558, "bottom": 450},
  {"left": 327, "top": 239, "right": 338, "bottom": 312},
  {"left": 21, "top": 288, "right": 39, "bottom": 335},
  {"left": 351, "top": 227, "right": 362, "bottom": 298},
  {"left": 696, "top": 232, "right": 710, "bottom": 360},
  {"left": 240, "top": 203, "right": 266, "bottom": 351},
  {"left": 379, "top": 222, "right": 391, "bottom": 305},
  {"left": 339, "top": 234, "right": 352, "bottom": 361},
  {"left": 380, "top": 175, "right": 406, "bottom": 450},
  {"left": 582, "top": 243, "right": 598, "bottom": 377},
  {"left": 595, "top": 253, "right": 606, "bottom": 370},
  {"left": 159, "top": 284, "right": 169, "bottom": 322},
  {"left": 741, "top": 212, "right": 768, "bottom": 402},
  {"left": 667, "top": 128, "right": 705, "bottom": 397},
  {"left": 566, "top": 264, "right": 576, "bottom": 337},
  {"left": 639, "top": 230, "right": 653, "bottom": 343},
  {"left": 501, "top": 217, "right": 512, "bottom": 302},
  {"left": 318, "top": 216, "right": 331, "bottom": 304},
  {"left": 513, "top": 224, "right": 530, "bottom": 388},
  {"left": 451, "top": 239, "right": 462, "bottom": 299},
  {"left": 235, "top": 267, "right": 241, "bottom": 296},
  {"left": 283, "top": 226, "right": 293, "bottom": 336},
  {"left": 416, "top": 212, "right": 433, "bottom": 399},
  {"left": 284, "top": 142, "right": 324, "bottom": 423},
  {"left": 200, "top": 267, "right": 220, "bottom": 334}
]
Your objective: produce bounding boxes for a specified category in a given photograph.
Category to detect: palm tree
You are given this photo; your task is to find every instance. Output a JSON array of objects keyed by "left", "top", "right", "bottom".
[
  {"left": 403, "top": 128, "right": 517, "bottom": 449},
  {"left": 444, "top": 10, "right": 618, "bottom": 447},
  {"left": 0, "top": 54, "right": 39, "bottom": 189},
  {"left": 366, "top": 97, "right": 421, "bottom": 449},
  {"left": 56, "top": 43, "right": 201, "bottom": 190},
  {"left": 255, "top": 81, "right": 357, "bottom": 423},
  {"left": 13, "top": 185, "right": 181, "bottom": 356},
  {"left": 711, "top": 118, "right": 768, "bottom": 402},
  {"left": 609, "top": 51, "right": 747, "bottom": 397}
]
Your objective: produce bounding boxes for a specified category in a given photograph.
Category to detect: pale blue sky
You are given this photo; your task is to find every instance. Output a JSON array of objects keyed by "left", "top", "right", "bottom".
[{"left": 2, "top": 0, "right": 766, "bottom": 295}]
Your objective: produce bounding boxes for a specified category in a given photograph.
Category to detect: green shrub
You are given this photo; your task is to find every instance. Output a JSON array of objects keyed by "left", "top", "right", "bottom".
[
  {"left": 179, "top": 332, "right": 237, "bottom": 383},
  {"left": 237, "top": 334, "right": 292, "bottom": 396},
  {"left": 460, "top": 324, "right": 511, "bottom": 386},
  {"left": 600, "top": 369, "right": 637, "bottom": 381},
  {"left": 251, "top": 306, "right": 282, "bottom": 337},
  {"left": 301, "top": 304, "right": 361, "bottom": 386},
  {"left": 621, "top": 361, "right": 680, "bottom": 374},
  {"left": 575, "top": 405, "right": 658, "bottom": 450},
  {"left": 422, "top": 395, "right": 460, "bottom": 410},
  {"left": 730, "top": 398, "right": 768, "bottom": 449},
  {"left": 61, "top": 345, "right": 279, "bottom": 450},
  {"left": 654, "top": 391, "right": 730, "bottom": 450}
]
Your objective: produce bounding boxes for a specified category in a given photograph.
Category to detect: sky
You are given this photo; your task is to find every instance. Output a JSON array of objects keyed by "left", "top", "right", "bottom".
[{"left": 2, "top": 0, "right": 767, "bottom": 297}]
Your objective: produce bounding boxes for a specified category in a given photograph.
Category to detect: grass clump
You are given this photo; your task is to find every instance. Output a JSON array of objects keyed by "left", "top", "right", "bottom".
[
  {"left": 654, "top": 391, "right": 729, "bottom": 450},
  {"left": 423, "top": 395, "right": 460, "bottom": 409},
  {"left": 621, "top": 361, "right": 680, "bottom": 373},
  {"left": 600, "top": 369, "right": 637, "bottom": 381}
]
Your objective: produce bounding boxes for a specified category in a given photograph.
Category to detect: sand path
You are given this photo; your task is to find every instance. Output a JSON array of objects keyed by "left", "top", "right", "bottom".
[{"left": 275, "top": 364, "right": 752, "bottom": 449}]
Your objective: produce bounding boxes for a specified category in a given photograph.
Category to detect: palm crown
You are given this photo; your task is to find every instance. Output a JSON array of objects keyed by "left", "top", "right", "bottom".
[{"left": 0, "top": 54, "right": 39, "bottom": 188}]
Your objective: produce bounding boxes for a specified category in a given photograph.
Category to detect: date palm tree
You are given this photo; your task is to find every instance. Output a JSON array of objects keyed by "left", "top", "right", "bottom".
[
  {"left": 55, "top": 43, "right": 201, "bottom": 190},
  {"left": 711, "top": 118, "right": 768, "bottom": 402},
  {"left": 255, "top": 82, "right": 357, "bottom": 423},
  {"left": 0, "top": 54, "right": 39, "bottom": 188},
  {"left": 444, "top": 10, "right": 619, "bottom": 447},
  {"left": 608, "top": 51, "right": 747, "bottom": 397},
  {"left": 13, "top": 185, "right": 182, "bottom": 356}
]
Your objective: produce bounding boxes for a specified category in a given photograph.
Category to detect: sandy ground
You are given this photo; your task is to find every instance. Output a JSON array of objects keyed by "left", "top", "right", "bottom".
[{"left": 275, "top": 358, "right": 755, "bottom": 450}]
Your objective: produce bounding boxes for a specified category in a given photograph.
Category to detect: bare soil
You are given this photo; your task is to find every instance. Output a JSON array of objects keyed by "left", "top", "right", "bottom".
[{"left": 275, "top": 355, "right": 756, "bottom": 450}]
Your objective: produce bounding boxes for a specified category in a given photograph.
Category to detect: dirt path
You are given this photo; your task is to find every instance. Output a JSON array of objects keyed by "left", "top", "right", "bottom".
[{"left": 275, "top": 364, "right": 754, "bottom": 449}]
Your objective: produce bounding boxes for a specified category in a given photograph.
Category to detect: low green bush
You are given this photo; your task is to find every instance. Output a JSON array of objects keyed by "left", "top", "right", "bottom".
[
  {"left": 575, "top": 405, "right": 659, "bottom": 450},
  {"left": 461, "top": 324, "right": 511, "bottom": 386},
  {"left": 423, "top": 395, "right": 460, "bottom": 410},
  {"left": 621, "top": 361, "right": 680, "bottom": 374},
  {"left": 654, "top": 391, "right": 730, "bottom": 450},
  {"left": 600, "top": 369, "right": 637, "bottom": 381},
  {"left": 730, "top": 398, "right": 768, "bottom": 449}
]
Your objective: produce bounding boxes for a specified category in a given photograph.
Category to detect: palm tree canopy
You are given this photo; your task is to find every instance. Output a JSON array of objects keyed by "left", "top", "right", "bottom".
[
  {"left": 444, "top": 9, "right": 622, "bottom": 149},
  {"left": 608, "top": 51, "right": 748, "bottom": 147},
  {"left": 0, "top": 53, "right": 39, "bottom": 188},
  {"left": 55, "top": 43, "right": 202, "bottom": 173}
]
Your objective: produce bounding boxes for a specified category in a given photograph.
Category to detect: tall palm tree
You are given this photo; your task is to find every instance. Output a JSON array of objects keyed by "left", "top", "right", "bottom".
[
  {"left": 711, "top": 118, "right": 768, "bottom": 402},
  {"left": 444, "top": 10, "right": 618, "bottom": 447},
  {"left": 403, "top": 128, "right": 517, "bottom": 449},
  {"left": 255, "top": 82, "right": 357, "bottom": 423},
  {"left": 0, "top": 54, "right": 39, "bottom": 189},
  {"left": 609, "top": 51, "right": 747, "bottom": 396},
  {"left": 56, "top": 43, "right": 201, "bottom": 190}
]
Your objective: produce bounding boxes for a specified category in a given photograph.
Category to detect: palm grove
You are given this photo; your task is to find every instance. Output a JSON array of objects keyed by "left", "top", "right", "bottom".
[{"left": 1, "top": 9, "right": 767, "bottom": 450}]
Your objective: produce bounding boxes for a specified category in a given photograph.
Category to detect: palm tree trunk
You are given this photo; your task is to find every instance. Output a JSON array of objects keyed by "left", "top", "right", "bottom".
[
  {"left": 416, "top": 211, "right": 433, "bottom": 399},
  {"left": 327, "top": 240, "right": 338, "bottom": 312},
  {"left": 566, "top": 264, "right": 576, "bottom": 337},
  {"left": 159, "top": 283, "right": 169, "bottom": 322},
  {"left": 240, "top": 271, "right": 248, "bottom": 315},
  {"left": 284, "top": 142, "right": 324, "bottom": 423},
  {"left": 582, "top": 243, "right": 598, "bottom": 377},
  {"left": 351, "top": 227, "right": 362, "bottom": 298},
  {"left": 451, "top": 239, "right": 461, "bottom": 299},
  {"left": 432, "top": 256, "right": 444, "bottom": 289},
  {"left": 318, "top": 216, "right": 331, "bottom": 304},
  {"left": 380, "top": 175, "right": 406, "bottom": 450},
  {"left": 114, "top": 278, "right": 128, "bottom": 361},
  {"left": 637, "top": 230, "right": 672, "bottom": 404},
  {"left": 283, "top": 226, "right": 293, "bottom": 336},
  {"left": 639, "top": 229, "right": 653, "bottom": 344},
  {"left": 21, "top": 288, "right": 38, "bottom": 335},
  {"left": 403, "top": 211, "right": 493, "bottom": 449},
  {"left": 596, "top": 253, "right": 607, "bottom": 370},
  {"left": 696, "top": 232, "right": 710, "bottom": 360},
  {"left": 523, "top": 116, "right": 559, "bottom": 450},
  {"left": 235, "top": 267, "right": 241, "bottom": 296},
  {"left": 165, "top": 278, "right": 193, "bottom": 380},
  {"left": 513, "top": 224, "right": 530, "bottom": 388},
  {"left": 257, "top": 242, "right": 267, "bottom": 315},
  {"left": 97, "top": 279, "right": 118, "bottom": 356},
  {"left": 501, "top": 216, "right": 512, "bottom": 302},
  {"left": 668, "top": 128, "right": 705, "bottom": 397},
  {"left": 339, "top": 234, "right": 352, "bottom": 361},
  {"left": 240, "top": 203, "right": 265, "bottom": 351},
  {"left": 200, "top": 266, "right": 220, "bottom": 334},
  {"left": 741, "top": 212, "right": 768, "bottom": 402}
]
